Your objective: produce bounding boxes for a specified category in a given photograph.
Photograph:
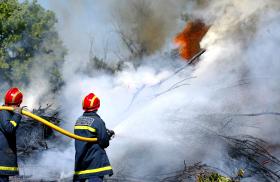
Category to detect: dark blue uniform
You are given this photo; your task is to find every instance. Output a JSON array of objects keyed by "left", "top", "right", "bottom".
[
  {"left": 73, "top": 111, "right": 113, "bottom": 181},
  {"left": 0, "top": 110, "right": 22, "bottom": 181}
]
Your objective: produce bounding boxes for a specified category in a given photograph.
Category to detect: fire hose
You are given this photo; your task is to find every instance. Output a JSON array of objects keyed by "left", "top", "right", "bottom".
[{"left": 0, "top": 106, "right": 97, "bottom": 142}]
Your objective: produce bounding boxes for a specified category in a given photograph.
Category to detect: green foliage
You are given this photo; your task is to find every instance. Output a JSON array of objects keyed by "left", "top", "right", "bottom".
[
  {"left": 0, "top": 0, "right": 66, "bottom": 91},
  {"left": 197, "top": 173, "right": 234, "bottom": 182},
  {"left": 85, "top": 56, "right": 123, "bottom": 75}
]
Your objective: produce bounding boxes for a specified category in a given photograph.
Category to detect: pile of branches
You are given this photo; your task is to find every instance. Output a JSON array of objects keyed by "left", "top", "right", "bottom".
[
  {"left": 104, "top": 162, "right": 239, "bottom": 182},
  {"left": 223, "top": 135, "right": 280, "bottom": 181},
  {"left": 104, "top": 135, "right": 280, "bottom": 182},
  {"left": 156, "top": 162, "right": 232, "bottom": 182},
  {"left": 16, "top": 104, "right": 61, "bottom": 158}
]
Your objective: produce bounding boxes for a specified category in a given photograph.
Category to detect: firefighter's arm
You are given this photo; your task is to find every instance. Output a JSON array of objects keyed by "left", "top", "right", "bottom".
[
  {"left": 95, "top": 120, "right": 110, "bottom": 148},
  {"left": 0, "top": 112, "right": 22, "bottom": 134}
]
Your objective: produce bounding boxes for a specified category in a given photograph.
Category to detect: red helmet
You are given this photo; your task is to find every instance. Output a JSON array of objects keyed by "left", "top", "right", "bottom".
[
  {"left": 83, "top": 93, "right": 100, "bottom": 112},
  {"left": 5, "top": 87, "right": 23, "bottom": 106}
]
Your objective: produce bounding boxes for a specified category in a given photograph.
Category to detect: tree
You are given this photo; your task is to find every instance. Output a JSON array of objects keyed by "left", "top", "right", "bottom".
[
  {"left": 113, "top": 0, "right": 167, "bottom": 61},
  {"left": 0, "top": 0, "right": 66, "bottom": 91}
]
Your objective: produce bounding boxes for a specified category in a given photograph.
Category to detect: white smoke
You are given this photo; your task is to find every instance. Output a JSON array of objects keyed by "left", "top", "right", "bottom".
[
  {"left": 22, "top": 62, "right": 52, "bottom": 109},
  {"left": 22, "top": 0, "right": 280, "bottom": 180}
]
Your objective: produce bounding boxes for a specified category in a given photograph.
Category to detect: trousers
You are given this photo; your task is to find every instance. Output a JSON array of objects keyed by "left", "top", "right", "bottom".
[
  {"left": 73, "top": 176, "right": 103, "bottom": 182},
  {"left": 0, "top": 176, "right": 9, "bottom": 182}
]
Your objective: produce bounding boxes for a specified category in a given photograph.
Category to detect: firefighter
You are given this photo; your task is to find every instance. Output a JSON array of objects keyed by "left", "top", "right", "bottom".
[
  {"left": 0, "top": 88, "right": 23, "bottom": 182},
  {"left": 73, "top": 92, "right": 114, "bottom": 182}
]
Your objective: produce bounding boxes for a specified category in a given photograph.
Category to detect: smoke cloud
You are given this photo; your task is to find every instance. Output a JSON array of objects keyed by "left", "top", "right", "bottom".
[{"left": 19, "top": 0, "right": 280, "bottom": 181}]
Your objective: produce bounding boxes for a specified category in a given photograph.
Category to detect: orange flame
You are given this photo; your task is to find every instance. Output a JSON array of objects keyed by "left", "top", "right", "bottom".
[{"left": 174, "top": 20, "right": 209, "bottom": 61}]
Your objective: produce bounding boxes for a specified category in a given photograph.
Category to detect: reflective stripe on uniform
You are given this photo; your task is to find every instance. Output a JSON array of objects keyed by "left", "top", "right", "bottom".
[
  {"left": 74, "top": 166, "right": 112, "bottom": 175},
  {"left": 0, "top": 166, "right": 18, "bottom": 171},
  {"left": 74, "top": 125, "right": 96, "bottom": 133},
  {"left": 10, "top": 120, "right": 17, "bottom": 127}
]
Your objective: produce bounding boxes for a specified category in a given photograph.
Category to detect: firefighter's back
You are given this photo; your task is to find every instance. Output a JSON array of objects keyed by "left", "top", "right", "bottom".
[{"left": 73, "top": 111, "right": 113, "bottom": 180}]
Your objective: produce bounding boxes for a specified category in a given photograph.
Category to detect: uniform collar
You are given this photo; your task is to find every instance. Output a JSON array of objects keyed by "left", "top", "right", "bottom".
[{"left": 83, "top": 111, "right": 99, "bottom": 117}]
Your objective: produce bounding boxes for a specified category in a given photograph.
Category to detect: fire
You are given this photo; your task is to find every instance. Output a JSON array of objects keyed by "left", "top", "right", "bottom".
[{"left": 174, "top": 20, "right": 209, "bottom": 61}]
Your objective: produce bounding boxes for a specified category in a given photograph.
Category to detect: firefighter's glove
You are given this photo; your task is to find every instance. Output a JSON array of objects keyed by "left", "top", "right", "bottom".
[{"left": 107, "top": 129, "right": 115, "bottom": 140}]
